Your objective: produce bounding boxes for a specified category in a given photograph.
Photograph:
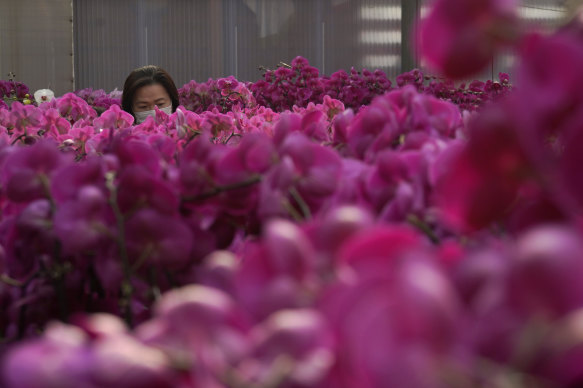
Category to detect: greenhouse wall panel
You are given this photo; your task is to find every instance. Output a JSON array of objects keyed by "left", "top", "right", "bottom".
[
  {"left": 0, "top": 0, "right": 73, "bottom": 95},
  {"left": 0, "top": 0, "right": 572, "bottom": 93}
]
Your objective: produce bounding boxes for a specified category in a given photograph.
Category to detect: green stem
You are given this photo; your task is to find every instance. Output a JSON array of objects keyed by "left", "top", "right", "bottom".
[
  {"left": 88, "top": 263, "right": 105, "bottom": 299},
  {"left": 148, "top": 267, "right": 161, "bottom": 301},
  {"left": 10, "top": 134, "right": 27, "bottom": 146},
  {"left": 15, "top": 271, "right": 40, "bottom": 339},
  {"left": 181, "top": 175, "right": 262, "bottom": 202},
  {"left": 39, "top": 174, "right": 70, "bottom": 321},
  {"left": 281, "top": 198, "right": 303, "bottom": 222},
  {"left": 131, "top": 243, "right": 154, "bottom": 272},
  {"left": 223, "top": 131, "right": 242, "bottom": 145},
  {"left": 406, "top": 214, "right": 439, "bottom": 245},
  {"left": 288, "top": 187, "right": 311, "bottom": 220},
  {"left": 0, "top": 274, "right": 24, "bottom": 287},
  {"left": 52, "top": 272, "right": 68, "bottom": 322},
  {"left": 218, "top": 355, "right": 295, "bottom": 388},
  {"left": 17, "top": 287, "right": 28, "bottom": 339},
  {"left": 164, "top": 270, "right": 178, "bottom": 289},
  {"left": 263, "top": 355, "right": 296, "bottom": 388},
  {"left": 106, "top": 172, "right": 134, "bottom": 327}
]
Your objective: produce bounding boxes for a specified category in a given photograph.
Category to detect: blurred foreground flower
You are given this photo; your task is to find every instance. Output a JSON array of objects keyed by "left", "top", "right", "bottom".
[{"left": 418, "top": 0, "right": 519, "bottom": 79}]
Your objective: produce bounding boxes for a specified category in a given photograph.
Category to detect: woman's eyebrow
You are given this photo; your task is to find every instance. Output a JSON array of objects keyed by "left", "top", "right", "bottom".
[{"left": 154, "top": 98, "right": 167, "bottom": 103}]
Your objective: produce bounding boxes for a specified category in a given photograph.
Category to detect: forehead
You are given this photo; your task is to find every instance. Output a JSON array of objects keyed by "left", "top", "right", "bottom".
[{"left": 133, "top": 83, "right": 170, "bottom": 103}]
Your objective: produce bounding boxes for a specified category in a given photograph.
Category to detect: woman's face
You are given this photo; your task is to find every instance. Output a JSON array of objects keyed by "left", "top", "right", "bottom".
[{"left": 132, "top": 83, "right": 171, "bottom": 112}]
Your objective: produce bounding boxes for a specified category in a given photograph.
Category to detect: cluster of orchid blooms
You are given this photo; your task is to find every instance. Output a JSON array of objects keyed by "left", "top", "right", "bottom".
[
  {"left": 72, "top": 58, "right": 510, "bottom": 116},
  {"left": 1, "top": 0, "right": 583, "bottom": 387}
]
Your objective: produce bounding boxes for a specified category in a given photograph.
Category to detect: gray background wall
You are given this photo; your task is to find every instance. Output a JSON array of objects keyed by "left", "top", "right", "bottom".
[
  {"left": 0, "top": 0, "right": 569, "bottom": 96},
  {"left": 0, "top": 0, "right": 73, "bottom": 96}
]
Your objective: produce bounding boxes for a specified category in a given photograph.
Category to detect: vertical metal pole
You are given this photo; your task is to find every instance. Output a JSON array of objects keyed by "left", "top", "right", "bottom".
[
  {"left": 234, "top": 25, "right": 238, "bottom": 79},
  {"left": 314, "top": 0, "right": 324, "bottom": 74},
  {"left": 401, "top": 0, "right": 419, "bottom": 72},
  {"left": 322, "top": 21, "right": 326, "bottom": 75},
  {"left": 223, "top": 0, "right": 237, "bottom": 77},
  {"left": 71, "top": 0, "right": 75, "bottom": 90},
  {"left": 137, "top": 0, "right": 147, "bottom": 65}
]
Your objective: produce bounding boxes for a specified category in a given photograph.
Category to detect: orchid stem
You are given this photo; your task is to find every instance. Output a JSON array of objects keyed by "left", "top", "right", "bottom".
[
  {"left": 289, "top": 187, "right": 311, "bottom": 220},
  {"left": 149, "top": 267, "right": 162, "bottom": 301},
  {"left": 407, "top": 214, "right": 439, "bottom": 244},
  {"left": 182, "top": 175, "right": 262, "bottom": 202},
  {"left": 106, "top": 171, "right": 134, "bottom": 327},
  {"left": 0, "top": 274, "right": 24, "bottom": 287},
  {"left": 17, "top": 287, "right": 28, "bottom": 339},
  {"left": 282, "top": 198, "right": 303, "bottom": 222}
]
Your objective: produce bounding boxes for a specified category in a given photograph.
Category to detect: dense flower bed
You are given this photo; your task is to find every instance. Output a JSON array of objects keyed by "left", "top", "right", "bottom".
[
  {"left": 0, "top": 85, "right": 461, "bottom": 329},
  {"left": 1, "top": 0, "right": 583, "bottom": 387},
  {"left": 69, "top": 58, "right": 511, "bottom": 115},
  {"left": 0, "top": 80, "right": 31, "bottom": 110}
]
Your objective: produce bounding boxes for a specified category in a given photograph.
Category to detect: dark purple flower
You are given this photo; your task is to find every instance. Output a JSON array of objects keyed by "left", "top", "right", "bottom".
[
  {"left": 2, "top": 140, "right": 68, "bottom": 202},
  {"left": 125, "top": 209, "right": 193, "bottom": 270}
]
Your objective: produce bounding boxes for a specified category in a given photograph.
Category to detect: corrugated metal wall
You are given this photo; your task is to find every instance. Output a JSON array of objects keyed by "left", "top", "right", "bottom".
[
  {"left": 223, "top": 0, "right": 403, "bottom": 79},
  {"left": 73, "top": 0, "right": 225, "bottom": 92},
  {"left": 1, "top": 0, "right": 571, "bottom": 95},
  {"left": 73, "top": 0, "right": 404, "bottom": 91},
  {"left": 0, "top": 0, "right": 73, "bottom": 96}
]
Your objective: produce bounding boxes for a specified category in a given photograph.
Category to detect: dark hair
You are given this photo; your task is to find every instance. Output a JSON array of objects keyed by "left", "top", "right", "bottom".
[{"left": 121, "top": 65, "right": 179, "bottom": 116}]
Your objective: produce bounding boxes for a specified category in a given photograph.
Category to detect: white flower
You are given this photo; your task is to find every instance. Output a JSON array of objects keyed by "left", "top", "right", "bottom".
[
  {"left": 108, "top": 88, "right": 122, "bottom": 99},
  {"left": 34, "top": 89, "right": 55, "bottom": 104}
]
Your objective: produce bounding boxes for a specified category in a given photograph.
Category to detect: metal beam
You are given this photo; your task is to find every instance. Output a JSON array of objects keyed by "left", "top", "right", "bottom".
[{"left": 401, "top": 0, "right": 419, "bottom": 72}]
